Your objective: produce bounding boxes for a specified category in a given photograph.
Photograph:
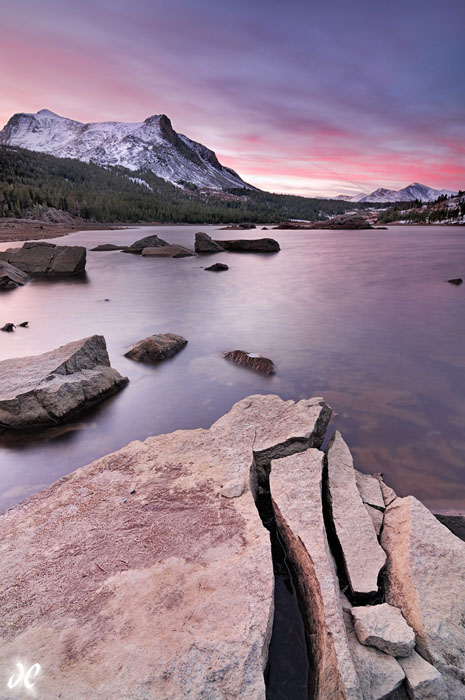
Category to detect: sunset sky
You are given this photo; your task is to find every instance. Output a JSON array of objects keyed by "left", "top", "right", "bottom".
[{"left": 1, "top": 0, "right": 464, "bottom": 197}]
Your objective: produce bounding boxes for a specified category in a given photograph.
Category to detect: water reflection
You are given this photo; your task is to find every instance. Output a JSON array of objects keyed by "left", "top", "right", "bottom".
[{"left": 0, "top": 224, "right": 464, "bottom": 512}]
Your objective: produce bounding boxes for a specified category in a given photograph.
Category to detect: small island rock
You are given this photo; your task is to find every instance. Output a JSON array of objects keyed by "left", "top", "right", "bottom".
[{"left": 125, "top": 333, "right": 187, "bottom": 362}]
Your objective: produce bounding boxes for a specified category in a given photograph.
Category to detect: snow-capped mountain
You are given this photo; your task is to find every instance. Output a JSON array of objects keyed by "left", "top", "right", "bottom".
[
  {"left": 0, "top": 109, "right": 252, "bottom": 191},
  {"left": 336, "top": 182, "right": 457, "bottom": 203}
]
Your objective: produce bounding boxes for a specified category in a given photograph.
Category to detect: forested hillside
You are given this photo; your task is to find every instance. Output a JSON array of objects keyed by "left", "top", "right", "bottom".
[{"left": 0, "top": 146, "right": 376, "bottom": 224}]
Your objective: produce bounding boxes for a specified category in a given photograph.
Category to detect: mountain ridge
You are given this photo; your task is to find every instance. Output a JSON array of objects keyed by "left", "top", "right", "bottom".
[
  {"left": 336, "top": 182, "right": 457, "bottom": 203},
  {"left": 0, "top": 109, "right": 252, "bottom": 191}
]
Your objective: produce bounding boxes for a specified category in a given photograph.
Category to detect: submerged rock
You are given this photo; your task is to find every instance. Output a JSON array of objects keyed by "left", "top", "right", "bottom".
[
  {"left": 382, "top": 496, "right": 465, "bottom": 698},
  {"left": 224, "top": 350, "right": 275, "bottom": 374},
  {"left": 123, "top": 234, "right": 169, "bottom": 254},
  {"left": 195, "top": 231, "right": 225, "bottom": 253},
  {"left": 326, "top": 432, "right": 387, "bottom": 598},
  {"left": 0, "top": 241, "right": 86, "bottom": 276},
  {"left": 0, "top": 335, "right": 128, "bottom": 429},
  {"left": 205, "top": 262, "right": 229, "bottom": 271},
  {"left": 350, "top": 603, "right": 415, "bottom": 657},
  {"left": 141, "top": 245, "right": 194, "bottom": 258},
  {"left": 0, "top": 261, "right": 30, "bottom": 289},
  {"left": 124, "top": 333, "right": 187, "bottom": 362},
  {"left": 214, "top": 237, "right": 280, "bottom": 252},
  {"left": 1, "top": 323, "right": 15, "bottom": 332},
  {"left": 0, "top": 394, "right": 331, "bottom": 700}
]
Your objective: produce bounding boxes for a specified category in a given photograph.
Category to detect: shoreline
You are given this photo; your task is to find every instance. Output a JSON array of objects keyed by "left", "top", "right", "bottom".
[{"left": 1, "top": 219, "right": 463, "bottom": 244}]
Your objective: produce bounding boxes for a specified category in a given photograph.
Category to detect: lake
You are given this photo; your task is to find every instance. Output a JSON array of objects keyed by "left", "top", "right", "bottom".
[{"left": 0, "top": 224, "right": 464, "bottom": 514}]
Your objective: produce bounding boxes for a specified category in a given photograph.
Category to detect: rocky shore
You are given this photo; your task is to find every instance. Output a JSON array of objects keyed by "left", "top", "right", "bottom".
[{"left": 0, "top": 394, "right": 462, "bottom": 699}]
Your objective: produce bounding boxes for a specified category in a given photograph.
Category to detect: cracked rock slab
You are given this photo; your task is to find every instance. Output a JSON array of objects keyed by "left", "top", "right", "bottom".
[
  {"left": 382, "top": 496, "right": 465, "bottom": 699},
  {"left": 355, "top": 471, "right": 385, "bottom": 510},
  {"left": 0, "top": 241, "right": 86, "bottom": 275},
  {"left": 344, "top": 611, "right": 405, "bottom": 700},
  {"left": 270, "top": 449, "right": 363, "bottom": 700},
  {"left": 350, "top": 603, "right": 415, "bottom": 657},
  {"left": 398, "top": 651, "right": 447, "bottom": 700},
  {"left": 326, "top": 432, "right": 387, "bottom": 597},
  {"left": 0, "top": 335, "right": 128, "bottom": 428},
  {"left": 0, "top": 394, "right": 330, "bottom": 700}
]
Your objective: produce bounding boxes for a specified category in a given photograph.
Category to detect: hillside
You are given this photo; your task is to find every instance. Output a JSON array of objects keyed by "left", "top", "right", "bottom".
[
  {"left": 0, "top": 146, "right": 376, "bottom": 224},
  {"left": 378, "top": 193, "right": 465, "bottom": 224}
]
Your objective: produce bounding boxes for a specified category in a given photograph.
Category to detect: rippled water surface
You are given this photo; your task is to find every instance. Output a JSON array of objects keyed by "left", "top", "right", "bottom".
[{"left": 1, "top": 224, "right": 464, "bottom": 512}]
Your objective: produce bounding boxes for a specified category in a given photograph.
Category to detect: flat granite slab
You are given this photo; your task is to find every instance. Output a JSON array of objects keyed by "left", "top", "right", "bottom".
[{"left": 0, "top": 394, "right": 331, "bottom": 700}]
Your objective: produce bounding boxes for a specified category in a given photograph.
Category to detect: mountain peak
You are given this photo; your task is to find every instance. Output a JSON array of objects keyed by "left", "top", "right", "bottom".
[
  {"left": 36, "top": 109, "right": 63, "bottom": 119},
  {"left": 0, "top": 109, "right": 252, "bottom": 191}
]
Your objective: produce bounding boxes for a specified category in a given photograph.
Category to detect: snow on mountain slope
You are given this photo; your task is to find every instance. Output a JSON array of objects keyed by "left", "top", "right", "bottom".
[
  {"left": 0, "top": 109, "right": 252, "bottom": 191},
  {"left": 336, "top": 182, "right": 457, "bottom": 203}
]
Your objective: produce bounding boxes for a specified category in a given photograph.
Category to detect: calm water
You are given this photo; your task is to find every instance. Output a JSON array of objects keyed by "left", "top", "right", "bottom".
[{"left": 0, "top": 224, "right": 464, "bottom": 513}]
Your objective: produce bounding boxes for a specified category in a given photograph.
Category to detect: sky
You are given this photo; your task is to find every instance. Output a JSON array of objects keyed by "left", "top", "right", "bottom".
[{"left": 1, "top": 0, "right": 464, "bottom": 197}]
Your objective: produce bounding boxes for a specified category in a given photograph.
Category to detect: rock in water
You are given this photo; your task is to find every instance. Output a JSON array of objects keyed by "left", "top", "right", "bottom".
[
  {"left": 398, "top": 651, "right": 448, "bottom": 700},
  {"left": 0, "top": 394, "right": 331, "bottom": 700},
  {"left": 0, "top": 335, "right": 128, "bottom": 429},
  {"left": 326, "top": 432, "right": 387, "bottom": 598},
  {"left": 381, "top": 496, "right": 465, "bottom": 698},
  {"left": 447, "top": 278, "right": 463, "bottom": 285},
  {"left": 224, "top": 350, "right": 275, "bottom": 374},
  {"left": 214, "top": 237, "right": 280, "bottom": 252},
  {"left": 123, "top": 234, "right": 169, "bottom": 254},
  {"left": 195, "top": 231, "right": 225, "bottom": 253},
  {"left": 124, "top": 333, "right": 187, "bottom": 362},
  {"left": 91, "top": 243, "right": 127, "bottom": 251},
  {"left": 350, "top": 603, "right": 415, "bottom": 657},
  {"left": 0, "top": 261, "right": 30, "bottom": 289},
  {"left": 0, "top": 241, "right": 86, "bottom": 275},
  {"left": 1, "top": 323, "right": 15, "bottom": 332},
  {"left": 205, "top": 262, "right": 229, "bottom": 271},
  {"left": 141, "top": 245, "right": 194, "bottom": 258}
]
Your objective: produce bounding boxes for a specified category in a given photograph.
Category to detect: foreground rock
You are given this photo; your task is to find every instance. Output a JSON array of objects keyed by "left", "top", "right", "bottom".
[
  {"left": 350, "top": 603, "right": 415, "bottom": 657},
  {"left": 205, "top": 262, "right": 229, "bottom": 271},
  {"left": 270, "top": 449, "right": 363, "bottom": 699},
  {"left": 124, "top": 333, "right": 187, "bottom": 362},
  {"left": 0, "top": 335, "right": 128, "bottom": 429},
  {"left": 214, "top": 237, "right": 280, "bottom": 252},
  {"left": 142, "top": 245, "right": 194, "bottom": 258},
  {"left": 0, "top": 394, "right": 331, "bottom": 700},
  {"left": 382, "top": 496, "right": 465, "bottom": 698},
  {"left": 398, "top": 651, "right": 447, "bottom": 700},
  {"left": 326, "top": 432, "right": 387, "bottom": 597},
  {"left": 0, "top": 261, "right": 30, "bottom": 289},
  {"left": 0, "top": 241, "right": 86, "bottom": 275},
  {"left": 344, "top": 610, "right": 406, "bottom": 699},
  {"left": 195, "top": 231, "right": 225, "bottom": 253},
  {"left": 123, "top": 234, "right": 169, "bottom": 254},
  {"left": 224, "top": 350, "right": 275, "bottom": 374}
]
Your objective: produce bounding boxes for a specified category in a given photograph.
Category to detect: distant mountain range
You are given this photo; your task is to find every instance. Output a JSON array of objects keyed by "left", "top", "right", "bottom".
[
  {"left": 0, "top": 109, "right": 251, "bottom": 191},
  {"left": 336, "top": 182, "right": 457, "bottom": 203}
]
